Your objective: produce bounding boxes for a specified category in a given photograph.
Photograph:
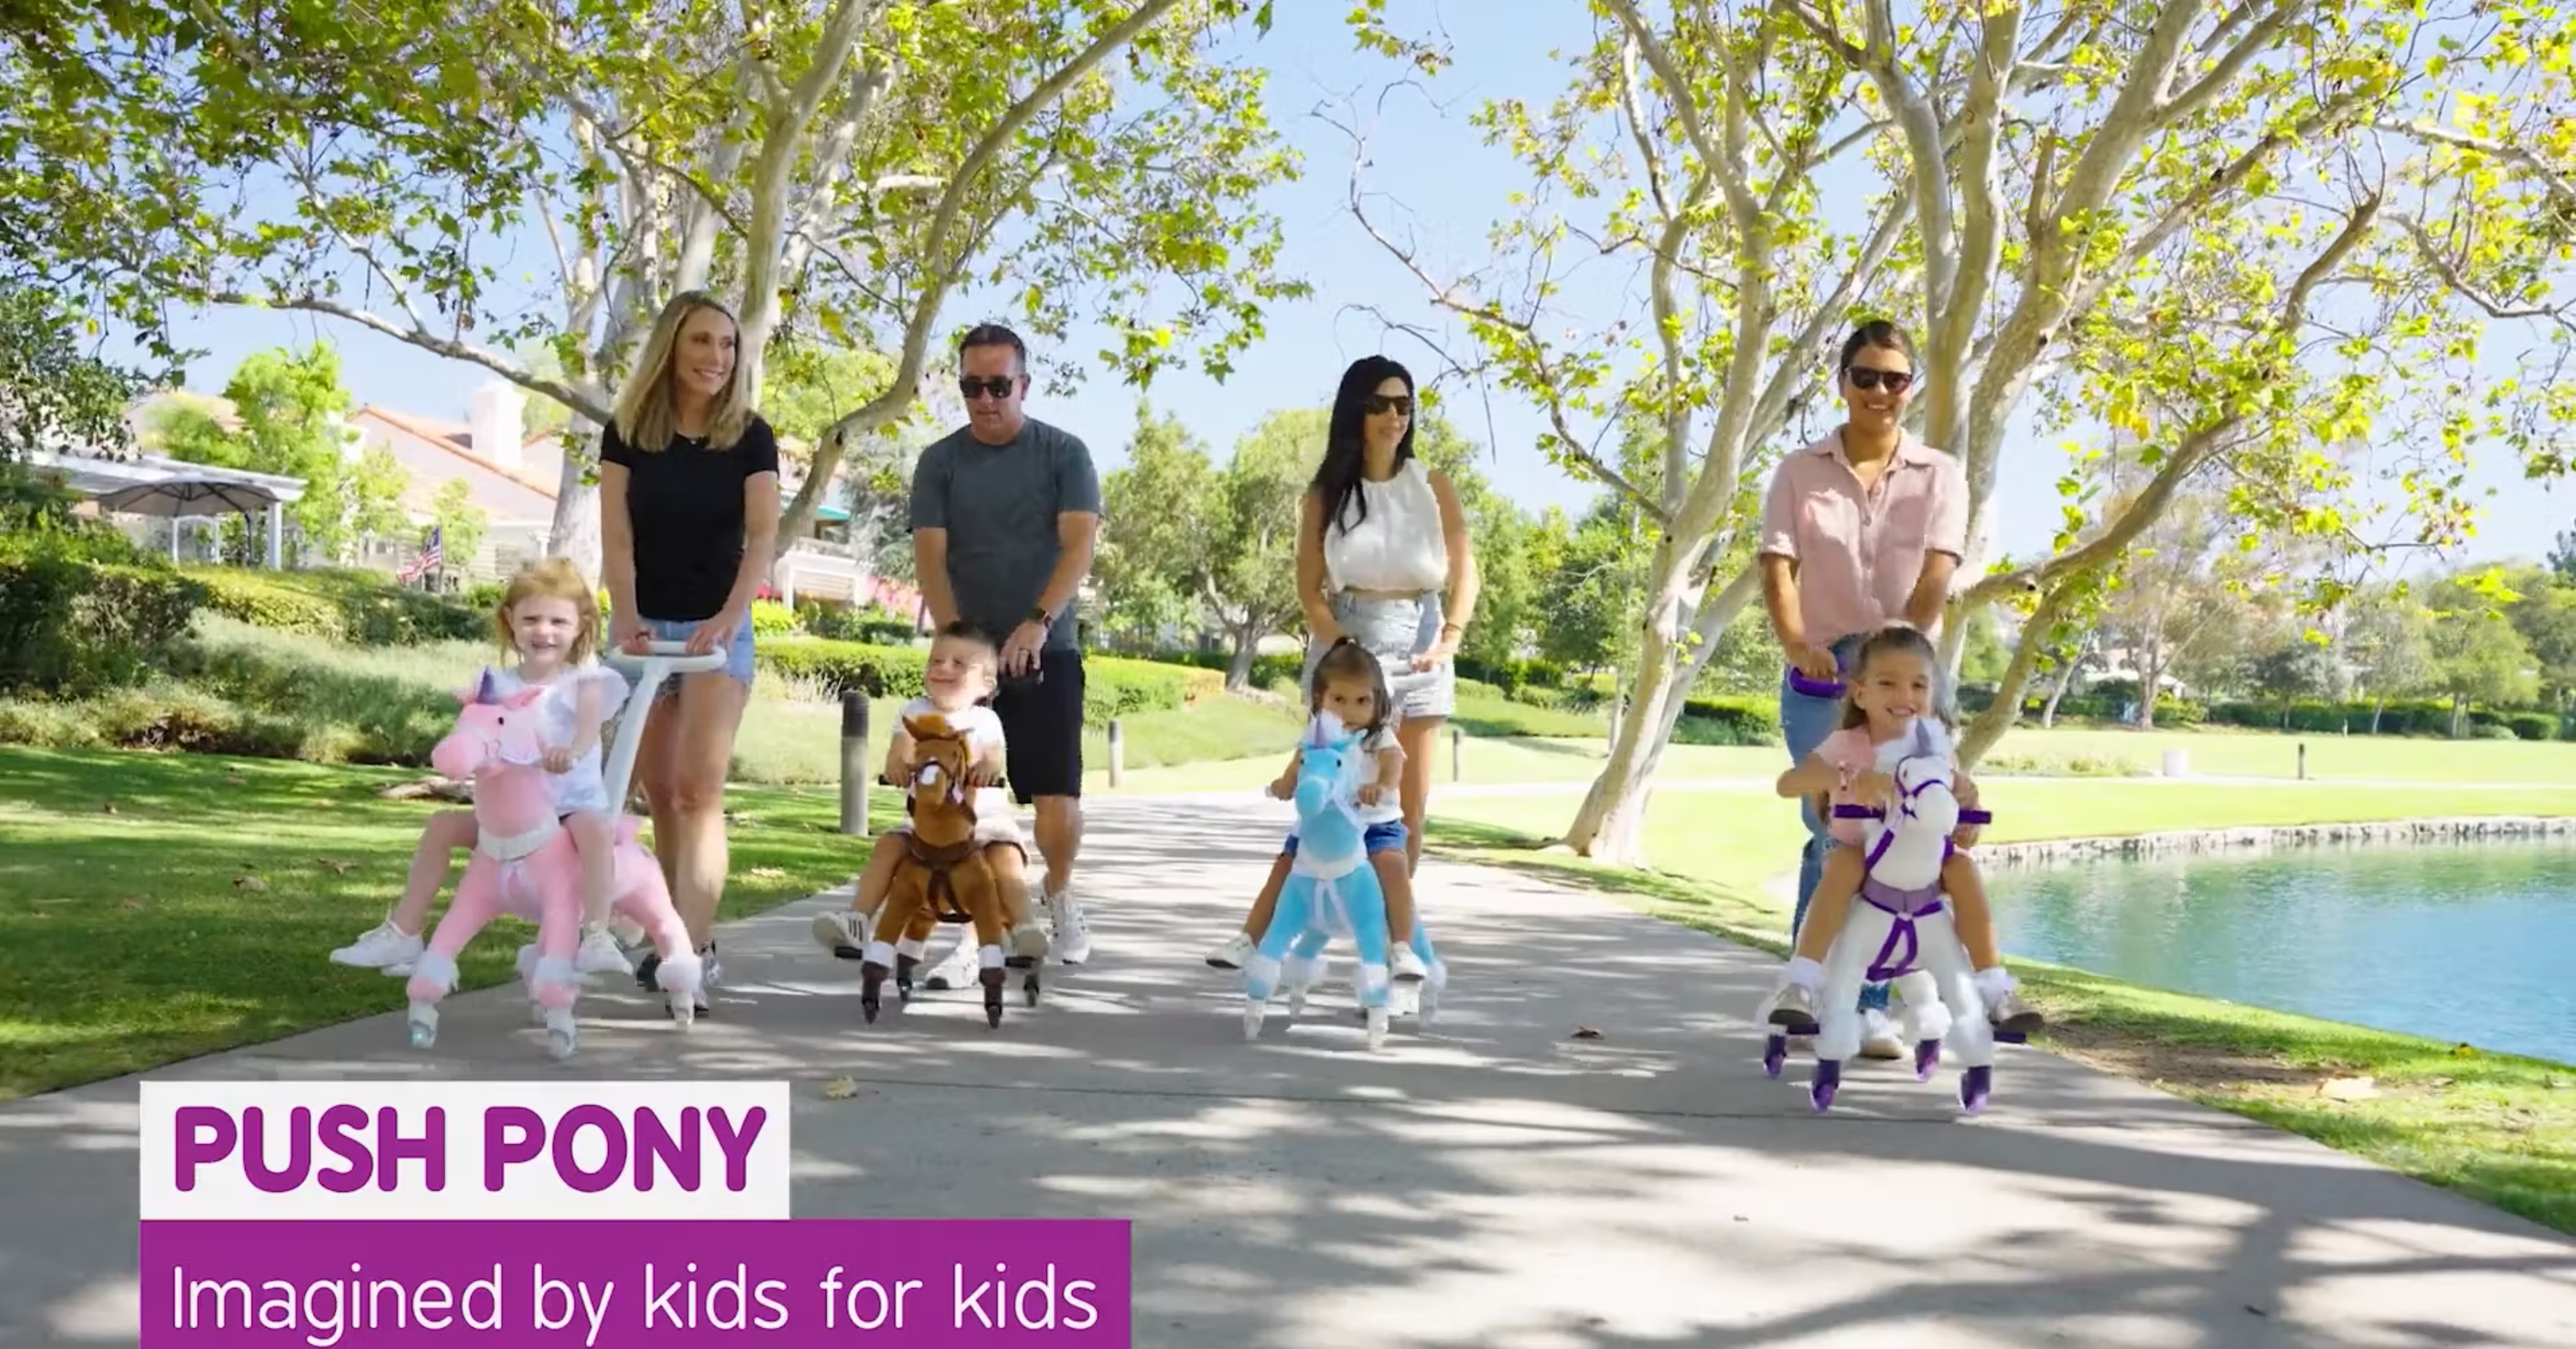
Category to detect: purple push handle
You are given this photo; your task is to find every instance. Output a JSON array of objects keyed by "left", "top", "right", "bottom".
[{"left": 1785, "top": 665, "right": 1845, "bottom": 699}]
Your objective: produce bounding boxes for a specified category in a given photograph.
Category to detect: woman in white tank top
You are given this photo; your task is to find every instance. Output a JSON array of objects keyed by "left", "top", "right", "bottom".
[{"left": 1203, "top": 355, "right": 1481, "bottom": 974}]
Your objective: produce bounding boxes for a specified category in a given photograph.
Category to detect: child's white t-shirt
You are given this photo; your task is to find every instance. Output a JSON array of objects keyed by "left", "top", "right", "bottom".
[
  {"left": 898, "top": 697, "right": 1012, "bottom": 819},
  {"left": 487, "top": 663, "right": 631, "bottom": 814}
]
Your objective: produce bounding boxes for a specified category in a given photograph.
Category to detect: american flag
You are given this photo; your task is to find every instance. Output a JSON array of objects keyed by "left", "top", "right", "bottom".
[{"left": 397, "top": 525, "right": 443, "bottom": 583}]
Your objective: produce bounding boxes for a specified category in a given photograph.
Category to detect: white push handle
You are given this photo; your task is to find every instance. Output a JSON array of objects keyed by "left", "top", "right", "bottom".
[
  {"left": 599, "top": 643, "right": 735, "bottom": 810},
  {"left": 606, "top": 640, "right": 731, "bottom": 675}
]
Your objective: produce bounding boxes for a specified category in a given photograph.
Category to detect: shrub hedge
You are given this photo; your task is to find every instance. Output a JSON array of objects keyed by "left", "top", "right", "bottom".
[
  {"left": 757, "top": 637, "right": 1224, "bottom": 726},
  {"left": 0, "top": 530, "right": 206, "bottom": 696},
  {"left": 189, "top": 567, "right": 488, "bottom": 647}
]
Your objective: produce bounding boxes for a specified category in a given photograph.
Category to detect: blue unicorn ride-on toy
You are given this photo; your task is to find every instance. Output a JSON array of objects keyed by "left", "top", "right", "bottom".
[{"left": 1240, "top": 710, "right": 1447, "bottom": 1050}]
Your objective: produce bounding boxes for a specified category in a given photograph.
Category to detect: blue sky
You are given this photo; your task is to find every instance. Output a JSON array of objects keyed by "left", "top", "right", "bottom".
[{"left": 99, "top": 0, "right": 2572, "bottom": 574}]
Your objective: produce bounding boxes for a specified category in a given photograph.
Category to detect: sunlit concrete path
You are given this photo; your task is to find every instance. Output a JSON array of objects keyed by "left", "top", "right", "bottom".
[{"left": 6, "top": 793, "right": 2575, "bottom": 1347}]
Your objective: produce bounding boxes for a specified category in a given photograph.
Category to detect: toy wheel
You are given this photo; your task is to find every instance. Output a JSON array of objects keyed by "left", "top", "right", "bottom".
[
  {"left": 1913, "top": 1039, "right": 1942, "bottom": 1082},
  {"left": 1023, "top": 970, "right": 1042, "bottom": 1006},
  {"left": 1960, "top": 1065, "right": 1992, "bottom": 1115},
  {"left": 1762, "top": 1034, "right": 1788, "bottom": 1078},
  {"left": 1810, "top": 1059, "right": 1842, "bottom": 1113}
]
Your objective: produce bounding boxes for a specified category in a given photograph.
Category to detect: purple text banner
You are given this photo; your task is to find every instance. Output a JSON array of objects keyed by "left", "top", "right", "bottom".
[{"left": 143, "top": 1219, "right": 1130, "bottom": 1344}]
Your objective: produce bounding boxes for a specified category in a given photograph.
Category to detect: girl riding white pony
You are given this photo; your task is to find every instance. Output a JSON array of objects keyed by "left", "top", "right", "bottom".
[{"left": 1755, "top": 623, "right": 2042, "bottom": 1111}]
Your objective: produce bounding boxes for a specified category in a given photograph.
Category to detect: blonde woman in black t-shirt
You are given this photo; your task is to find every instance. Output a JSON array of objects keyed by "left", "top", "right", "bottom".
[{"left": 597, "top": 290, "right": 782, "bottom": 1013}]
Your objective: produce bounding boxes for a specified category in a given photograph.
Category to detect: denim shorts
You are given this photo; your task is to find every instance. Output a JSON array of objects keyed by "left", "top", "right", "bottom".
[
  {"left": 1282, "top": 819, "right": 1407, "bottom": 858},
  {"left": 638, "top": 612, "right": 756, "bottom": 697}
]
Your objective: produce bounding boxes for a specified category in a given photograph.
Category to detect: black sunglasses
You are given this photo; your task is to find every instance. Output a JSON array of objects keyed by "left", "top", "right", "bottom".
[
  {"left": 1364, "top": 394, "right": 1413, "bottom": 416},
  {"left": 1844, "top": 366, "right": 1914, "bottom": 393},
  {"left": 959, "top": 375, "right": 1017, "bottom": 401}
]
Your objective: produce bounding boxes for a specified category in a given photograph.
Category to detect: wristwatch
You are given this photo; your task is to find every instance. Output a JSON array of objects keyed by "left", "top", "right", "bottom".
[{"left": 1026, "top": 605, "right": 1053, "bottom": 628}]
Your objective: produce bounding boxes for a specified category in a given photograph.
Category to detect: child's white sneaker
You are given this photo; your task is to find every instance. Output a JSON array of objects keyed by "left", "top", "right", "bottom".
[
  {"left": 331, "top": 919, "right": 422, "bottom": 974},
  {"left": 1205, "top": 931, "right": 1255, "bottom": 969},
  {"left": 1008, "top": 921, "right": 1049, "bottom": 964},
  {"left": 811, "top": 910, "right": 871, "bottom": 959},
  {"left": 1390, "top": 944, "right": 1427, "bottom": 982},
  {"left": 1757, "top": 981, "right": 1819, "bottom": 1031},
  {"left": 1973, "top": 966, "right": 2045, "bottom": 1034},
  {"left": 577, "top": 925, "right": 633, "bottom": 975}
]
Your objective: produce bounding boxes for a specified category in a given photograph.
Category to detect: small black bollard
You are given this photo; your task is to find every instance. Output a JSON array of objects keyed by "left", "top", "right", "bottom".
[
  {"left": 840, "top": 690, "right": 870, "bottom": 834},
  {"left": 1451, "top": 723, "right": 1464, "bottom": 782},
  {"left": 1107, "top": 717, "right": 1124, "bottom": 789}
]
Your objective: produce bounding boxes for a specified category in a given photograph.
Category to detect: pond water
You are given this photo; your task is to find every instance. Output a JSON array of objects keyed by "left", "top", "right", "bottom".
[{"left": 1986, "top": 837, "right": 2576, "bottom": 1066}]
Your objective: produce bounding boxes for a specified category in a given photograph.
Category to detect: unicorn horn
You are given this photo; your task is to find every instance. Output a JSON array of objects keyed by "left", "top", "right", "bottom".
[{"left": 476, "top": 668, "right": 499, "bottom": 704}]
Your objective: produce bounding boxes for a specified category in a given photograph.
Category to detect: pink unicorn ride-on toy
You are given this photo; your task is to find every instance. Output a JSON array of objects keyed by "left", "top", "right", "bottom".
[
  {"left": 403, "top": 649, "right": 715, "bottom": 1059},
  {"left": 1763, "top": 716, "right": 2017, "bottom": 1116}
]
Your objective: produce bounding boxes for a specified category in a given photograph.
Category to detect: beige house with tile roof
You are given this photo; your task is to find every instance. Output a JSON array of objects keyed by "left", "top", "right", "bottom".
[{"left": 353, "top": 380, "right": 907, "bottom": 612}]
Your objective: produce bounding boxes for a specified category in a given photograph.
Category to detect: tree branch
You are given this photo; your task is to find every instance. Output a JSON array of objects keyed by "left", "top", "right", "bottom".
[
  {"left": 215, "top": 291, "right": 610, "bottom": 421},
  {"left": 1964, "top": 192, "right": 2383, "bottom": 606},
  {"left": 2374, "top": 117, "right": 2576, "bottom": 209},
  {"left": 807, "top": 0, "right": 1190, "bottom": 527}
]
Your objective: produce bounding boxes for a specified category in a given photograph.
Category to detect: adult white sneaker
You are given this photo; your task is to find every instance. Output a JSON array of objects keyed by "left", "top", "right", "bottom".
[
  {"left": 576, "top": 925, "right": 633, "bottom": 975},
  {"left": 922, "top": 937, "right": 981, "bottom": 991},
  {"left": 331, "top": 919, "right": 422, "bottom": 975},
  {"left": 1204, "top": 931, "right": 1254, "bottom": 969},
  {"left": 1045, "top": 885, "right": 1093, "bottom": 966},
  {"left": 1860, "top": 1008, "right": 1907, "bottom": 1060},
  {"left": 1389, "top": 944, "right": 1427, "bottom": 982}
]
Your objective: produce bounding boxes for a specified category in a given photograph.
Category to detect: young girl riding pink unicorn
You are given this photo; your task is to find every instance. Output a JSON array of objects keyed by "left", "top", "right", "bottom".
[{"left": 330, "top": 558, "right": 634, "bottom": 977}]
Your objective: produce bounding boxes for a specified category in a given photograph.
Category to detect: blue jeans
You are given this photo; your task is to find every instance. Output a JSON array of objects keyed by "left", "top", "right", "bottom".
[
  {"left": 1779, "top": 632, "right": 1891, "bottom": 1016},
  {"left": 638, "top": 612, "right": 757, "bottom": 697}
]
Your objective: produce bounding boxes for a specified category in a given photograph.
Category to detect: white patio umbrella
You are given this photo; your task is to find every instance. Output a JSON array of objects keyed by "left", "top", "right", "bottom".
[{"left": 92, "top": 477, "right": 279, "bottom": 517}]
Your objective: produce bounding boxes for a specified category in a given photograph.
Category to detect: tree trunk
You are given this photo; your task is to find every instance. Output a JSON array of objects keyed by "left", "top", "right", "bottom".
[
  {"left": 2135, "top": 638, "right": 2164, "bottom": 731},
  {"left": 1559, "top": 558, "right": 1760, "bottom": 864},
  {"left": 1224, "top": 626, "right": 1261, "bottom": 691},
  {"left": 1958, "top": 584, "right": 2074, "bottom": 767},
  {"left": 2449, "top": 694, "right": 2465, "bottom": 739},
  {"left": 547, "top": 422, "right": 603, "bottom": 581}
]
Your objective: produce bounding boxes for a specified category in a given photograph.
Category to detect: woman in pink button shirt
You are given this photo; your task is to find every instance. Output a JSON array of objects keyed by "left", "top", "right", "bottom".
[{"left": 1756, "top": 321, "right": 1967, "bottom": 1053}]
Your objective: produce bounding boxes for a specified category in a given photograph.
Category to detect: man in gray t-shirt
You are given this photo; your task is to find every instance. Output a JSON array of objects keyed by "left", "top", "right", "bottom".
[{"left": 909, "top": 323, "right": 1103, "bottom": 971}]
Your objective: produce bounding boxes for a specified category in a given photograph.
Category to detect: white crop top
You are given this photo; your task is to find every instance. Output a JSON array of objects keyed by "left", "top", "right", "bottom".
[{"left": 1321, "top": 459, "right": 1449, "bottom": 593}]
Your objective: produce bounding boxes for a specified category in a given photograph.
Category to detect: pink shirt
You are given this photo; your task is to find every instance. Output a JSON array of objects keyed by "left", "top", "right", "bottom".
[
  {"left": 1813, "top": 725, "right": 1960, "bottom": 847},
  {"left": 1760, "top": 429, "right": 1967, "bottom": 645}
]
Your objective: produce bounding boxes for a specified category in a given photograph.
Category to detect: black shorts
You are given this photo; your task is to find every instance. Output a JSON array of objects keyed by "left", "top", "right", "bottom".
[{"left": 992, "top": 646, "right": 1084, "bottom": 803}]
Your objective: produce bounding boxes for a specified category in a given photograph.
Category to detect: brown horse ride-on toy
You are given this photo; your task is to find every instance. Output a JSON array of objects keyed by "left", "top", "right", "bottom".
[{"left": 861, "top": 714, "right": 1040, "bottom": 1028}]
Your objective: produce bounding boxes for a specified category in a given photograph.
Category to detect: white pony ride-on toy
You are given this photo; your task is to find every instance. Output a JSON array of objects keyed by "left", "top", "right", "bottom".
[
  {"left": 507, "top": 640, "right": 730, "bottom": 1018},
  {"left": 1763, "top": 718, "right": 2021, "bottom": 1115}
]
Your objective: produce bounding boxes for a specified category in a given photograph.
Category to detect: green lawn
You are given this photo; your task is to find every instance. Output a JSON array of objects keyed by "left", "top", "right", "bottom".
[
  {"left": 1427, "top": 780, "right": 2576, "bottom": 879},
  {"left": 0, "top": 744, "right": 882, "bottom": 1099},
  {"left": 1423, "top": 781, "right": 2576, "bottom": 1238},
  {"left": 1095, "top": 718, "right": 2576, "bottom": 798}
]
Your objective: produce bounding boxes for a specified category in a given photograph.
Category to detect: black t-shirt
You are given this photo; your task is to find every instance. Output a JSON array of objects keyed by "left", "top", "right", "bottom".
[{"left": 599, "top": 414, "right": 782, "bottom": 621}]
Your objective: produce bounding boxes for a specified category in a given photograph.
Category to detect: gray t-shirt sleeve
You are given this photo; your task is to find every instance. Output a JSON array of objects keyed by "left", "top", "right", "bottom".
[
  {"left": 907, "top": 440, "right": 951, "bottom": 532},
  {"left": 1053, "top": 430, "right": 1102, "bottom": 518}
]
